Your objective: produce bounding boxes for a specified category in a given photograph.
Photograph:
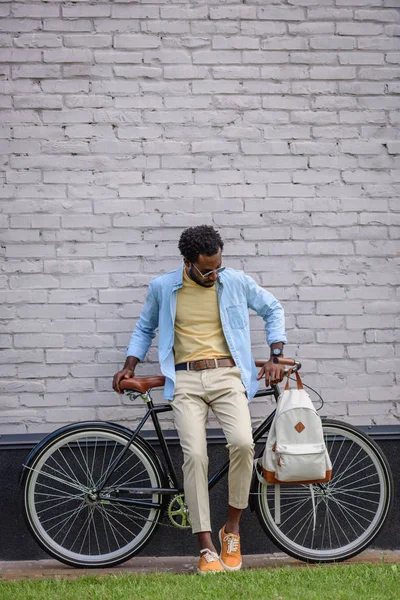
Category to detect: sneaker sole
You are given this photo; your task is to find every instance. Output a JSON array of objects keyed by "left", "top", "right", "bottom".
[
  {"left": 219, "top": 559, "right": 242, "bottom": 572},
  {"left": 197, "top": 568, "right": 225, "bottom": 575},
  {"left": 218, "top": 529, "right": 243, "bottom": 572}
]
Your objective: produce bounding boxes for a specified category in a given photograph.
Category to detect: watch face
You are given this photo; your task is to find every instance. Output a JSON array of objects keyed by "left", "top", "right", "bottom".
[{"left": 272, "top": 348, "right": 282, "bottom": 356}]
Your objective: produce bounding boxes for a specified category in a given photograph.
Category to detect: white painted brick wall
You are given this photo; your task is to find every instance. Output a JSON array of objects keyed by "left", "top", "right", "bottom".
[{"left": 0, "top": 0, "right": 399, "bottom": 434}]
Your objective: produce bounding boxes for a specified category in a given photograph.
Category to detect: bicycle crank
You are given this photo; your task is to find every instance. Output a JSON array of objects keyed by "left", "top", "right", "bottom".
[{"left": 167, "top": 494, "right": 192, "bottom": 529}]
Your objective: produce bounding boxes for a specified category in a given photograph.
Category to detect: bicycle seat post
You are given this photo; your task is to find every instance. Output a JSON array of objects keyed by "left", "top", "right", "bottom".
[{"left": 125, "top": 390, "right": 153, "bottom": 404}]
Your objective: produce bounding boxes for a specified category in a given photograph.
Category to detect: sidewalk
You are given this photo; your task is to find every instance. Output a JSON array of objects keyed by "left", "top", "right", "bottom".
[{"left": 1, "top": 550, "right": 399, "bottom": 581}]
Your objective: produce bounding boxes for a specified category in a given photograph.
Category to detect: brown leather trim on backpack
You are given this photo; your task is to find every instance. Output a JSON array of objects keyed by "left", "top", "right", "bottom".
[
  {"left": 262, "top": 468, "right": 332, "bottom": 485},
  {"left": 284, "top": 369, "right": 304, "bottom": 391}
]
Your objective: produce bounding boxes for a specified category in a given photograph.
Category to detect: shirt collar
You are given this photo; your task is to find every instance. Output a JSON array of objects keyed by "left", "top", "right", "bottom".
[{"left": 171, "top": 264, "right": 184, "bottom": 290}]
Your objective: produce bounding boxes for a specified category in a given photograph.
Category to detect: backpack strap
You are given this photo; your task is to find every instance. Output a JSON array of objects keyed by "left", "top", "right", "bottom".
[{"left": 284, "top": 369, "right": 304, "bottom": 391}]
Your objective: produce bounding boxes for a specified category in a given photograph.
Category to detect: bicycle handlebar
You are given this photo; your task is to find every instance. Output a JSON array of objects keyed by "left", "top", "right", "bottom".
[{"left": 255, "top": 357, "right": 301, "bottom": 368}]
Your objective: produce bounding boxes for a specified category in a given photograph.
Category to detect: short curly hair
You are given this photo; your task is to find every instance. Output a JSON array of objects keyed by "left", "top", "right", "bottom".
[{"left": 178, "top": 225, "right": 224, "bottom": 263}]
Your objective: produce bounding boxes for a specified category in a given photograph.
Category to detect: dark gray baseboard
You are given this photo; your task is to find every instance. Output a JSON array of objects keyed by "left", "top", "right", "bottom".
[{"left": 1, "top": 424, "right": 399, "bottom": 561}]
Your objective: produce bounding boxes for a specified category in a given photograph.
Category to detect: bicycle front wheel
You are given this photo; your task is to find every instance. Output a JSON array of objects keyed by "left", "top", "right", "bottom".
[
  {"left": 22, "top": 424, "right": 165, "bottom": 567},
  {"left": 254, "top": 419, "right": 393, "bottom": 563}
]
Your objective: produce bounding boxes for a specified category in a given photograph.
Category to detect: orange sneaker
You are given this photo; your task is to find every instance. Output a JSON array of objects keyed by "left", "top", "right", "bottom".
[
  {"left": 219, "top": 525, "right": 242, "bottom": 571},
  {"left": 197, "top": 548, "right": 225, "bottom": 575}
]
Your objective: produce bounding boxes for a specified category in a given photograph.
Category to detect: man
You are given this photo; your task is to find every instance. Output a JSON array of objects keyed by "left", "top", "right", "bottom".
[{"left": 113, "top": 225, "right": 286, "bottom": 574}]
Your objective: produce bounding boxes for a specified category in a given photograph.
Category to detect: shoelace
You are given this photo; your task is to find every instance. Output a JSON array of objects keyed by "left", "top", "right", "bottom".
[
  {"left": 200, "top": 549, "right": 220, "bottom": 563},
  {"left": 223, "top": 534, "right": 239, "bottom": 554}
]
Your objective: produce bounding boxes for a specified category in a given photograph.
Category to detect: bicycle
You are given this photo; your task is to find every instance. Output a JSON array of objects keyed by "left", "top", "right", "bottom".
[{"left": 20, "top": 357, "right": 393, "bottom": 568}]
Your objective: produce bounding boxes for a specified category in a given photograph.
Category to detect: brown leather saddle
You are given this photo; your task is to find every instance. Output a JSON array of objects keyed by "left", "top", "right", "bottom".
[{"left": 120, "top": 376, "right": 165, "bottom": 394}]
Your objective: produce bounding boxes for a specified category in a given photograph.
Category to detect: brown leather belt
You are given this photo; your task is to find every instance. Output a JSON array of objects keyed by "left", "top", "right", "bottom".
[{"left": 175, "top": 358, "right": 236, "bottom": 372}]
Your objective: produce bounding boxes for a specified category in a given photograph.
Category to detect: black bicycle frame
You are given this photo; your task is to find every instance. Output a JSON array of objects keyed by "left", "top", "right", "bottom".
[{"left": 96, "top": 384, "right": 281, "bottom": 510}]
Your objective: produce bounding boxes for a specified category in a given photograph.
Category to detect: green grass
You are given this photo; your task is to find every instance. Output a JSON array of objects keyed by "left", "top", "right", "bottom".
[{"left": 0, "top": 564, "right": 399, "bottom": 600}]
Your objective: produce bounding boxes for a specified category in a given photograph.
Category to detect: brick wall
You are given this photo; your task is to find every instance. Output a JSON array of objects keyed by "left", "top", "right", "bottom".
[{"left": 0, "top": 0, "right": 399, "bottom": 434}]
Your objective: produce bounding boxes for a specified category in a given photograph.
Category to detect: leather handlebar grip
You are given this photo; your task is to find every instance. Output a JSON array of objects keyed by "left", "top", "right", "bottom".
[{"left": 255, "top": 358, "right": 301, "bottom": 369}]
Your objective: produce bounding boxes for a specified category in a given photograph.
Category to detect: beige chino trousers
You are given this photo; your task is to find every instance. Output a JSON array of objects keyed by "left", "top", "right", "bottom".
[{"left": 171, "top": 366, "right": 255, "bottom": 534}]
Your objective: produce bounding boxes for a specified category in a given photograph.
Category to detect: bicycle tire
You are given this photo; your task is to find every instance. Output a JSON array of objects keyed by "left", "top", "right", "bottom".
[
  {"left": 253, "top": 419, "right": 393, "bottom": 563},
  {"left": 22, "top": 423, "right": 166, "bottom": 568}
]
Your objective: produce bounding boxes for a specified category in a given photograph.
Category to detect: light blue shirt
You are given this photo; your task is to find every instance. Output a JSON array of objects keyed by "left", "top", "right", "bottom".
[{"left": 126, "top": 266, "right": 287, "bottom": 402}]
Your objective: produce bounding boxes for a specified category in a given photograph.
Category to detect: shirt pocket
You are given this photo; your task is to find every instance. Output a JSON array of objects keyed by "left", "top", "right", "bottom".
[{"left": 226, "top": 305, "right": 246, "bottom": 329}]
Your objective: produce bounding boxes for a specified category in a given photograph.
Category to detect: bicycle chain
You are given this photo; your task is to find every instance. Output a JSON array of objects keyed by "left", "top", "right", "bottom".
[{"left": 102, "top": 496, "right": 185, "bottom": 530}]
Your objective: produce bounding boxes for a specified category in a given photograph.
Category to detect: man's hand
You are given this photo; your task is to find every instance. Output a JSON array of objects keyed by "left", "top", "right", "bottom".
[
  {"left": 257, "top": 359, "right": 285, "bottom": 388},
  {"left": 112, "top": 368, "right": 135, "bottom": 395},
  {"left": 113, "top": 356, "right": 139, "bottom": 394}
]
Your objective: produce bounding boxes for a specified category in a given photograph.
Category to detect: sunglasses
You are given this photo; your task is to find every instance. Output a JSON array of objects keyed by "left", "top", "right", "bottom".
[{"left": 191, "top": 263, "right": 226, "bottom": 279}]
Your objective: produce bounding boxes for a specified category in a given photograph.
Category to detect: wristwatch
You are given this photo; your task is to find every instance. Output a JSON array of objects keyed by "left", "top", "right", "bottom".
[{"left": 271, "top": 348, "right": 284, "bottom": 357}]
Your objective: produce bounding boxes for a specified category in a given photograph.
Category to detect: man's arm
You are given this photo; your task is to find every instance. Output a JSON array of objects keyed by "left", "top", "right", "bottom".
[
  {"left": 244, "top": 274, "right": 287, "bottom": 386},
  {"left": 243, "top": 274, "right": 287, "bottom": 346},
  {"left": 113, "top": 281, "right": 159, "bottom": 394},
  {"left": 126, "top": 280, "right": 159, "bottom": 362}
]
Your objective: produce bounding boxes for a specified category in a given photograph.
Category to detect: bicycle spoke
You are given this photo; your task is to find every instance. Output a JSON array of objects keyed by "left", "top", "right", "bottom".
[
  {"left": 279, "top": 496, "right": 311, "bottom": 532},
  {"left": 332, "top": 495, "right": 378, "bottom": 516},
  {"left": 46, "top": 501, "right": 87, "bottom": 536},
  {"left": 34, "top": 491, "right": 83, "bottom": 502},
  {"left": 330, "top": 447, "right": 365, "bottom": 488},
  {"left": 45, "top": 453, "right": 83, "bottom": 489},
  {"left": 111, "top": 465, "right": 150, "bottom": 489},
  {"left": 58, "top": 502, "right": 87, "bottom": 548},
  {"left": 95, "top": 440, "right": 123, "bottom": 489},
  {"left": 326, "top": 435, "right": 345, "bottom": 472},
  {"left": 40, "top": 503, "right": 87, "bottom": 528},
  {"left": 336, "top": 490, "right": 379, "bottom": 504},
  {"left": 329, "top": 497, "right": 362, "bottom": 539},
  {"left": 70, "top": 506, "right": 92, "bottom": 554},
  {"left": 300, "top": 504, "right": 315, "bottom": 548},
  {"left": 278, "top": 496, "right": 313, "bottom": 517},
  {"left": 36, "top": 496, "right": 82, "bottom": 515},
  {"left": 320, "top": 496, "right": 329, "bottom": 550},
  {"left": 26, "top": 465, "right": 88, "bottom": 494},
  {"left": 325, "top": 501, "right": 351, "bottom": 547},
  {"left": 97, "top": 503, "right": 129, "bottom": 549},
  {"left": 268, "top": 487, "right": 311, "bottom": 497},
  {"left": 331, "top": 496, "right": 375, "bottom": 524},
  {"left": 331, "top": 440, "right": 358, "bottom": 480},
  {"left": 330, "top": 464, "right": 378, "bottom": 489},
  {"left": 99, "top": 504, "right": 112, "bottom": 555},
  {"left": 89, "top": 507, "right": 101, "bottom": 556},
  {"left": 75, "top": 440, "right": 96, "bottom": 489},
  {"left": 95, "top": 505, "right": 132, "bottom": 544},
  {"left": 107, "top": 452, "right": 144, "bottom": 485},
  {"left": 56, "top": 447, "right": 86, "bottom": 488},
  {"left": 78, "top": 507, "right": 94, "bottom": 555},
  {"left": 290, "top": 504, "right": 316, "bottom": 544}
]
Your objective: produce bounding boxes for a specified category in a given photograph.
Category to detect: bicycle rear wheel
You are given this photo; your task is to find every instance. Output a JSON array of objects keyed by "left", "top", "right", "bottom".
[
  {"left": 22, "top": 423, "right": 165, "bottom": 567},
  {"left": 254, "top": 419, "right": 393, "bottom": 563}
]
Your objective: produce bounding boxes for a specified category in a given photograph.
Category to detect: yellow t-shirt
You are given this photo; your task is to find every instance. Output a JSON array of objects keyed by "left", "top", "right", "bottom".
[{"left": 173, "top": 267, "right": 232, "bottom": 364}]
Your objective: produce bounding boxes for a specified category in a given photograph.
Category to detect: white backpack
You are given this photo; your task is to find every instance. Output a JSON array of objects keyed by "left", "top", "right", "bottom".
[{"left": 261, "top": 370, "right": 332, "bottom": 485}]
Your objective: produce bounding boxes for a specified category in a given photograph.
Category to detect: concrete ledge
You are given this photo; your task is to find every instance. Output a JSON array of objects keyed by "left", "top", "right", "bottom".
[{"left": 1, "top": 551, "right": 400, "bottom": 580}]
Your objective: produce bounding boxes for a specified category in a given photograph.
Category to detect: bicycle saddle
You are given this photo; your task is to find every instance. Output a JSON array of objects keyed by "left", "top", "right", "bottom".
[{"left": 120, "top": 376, "right": 165, "bottom": 393}]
